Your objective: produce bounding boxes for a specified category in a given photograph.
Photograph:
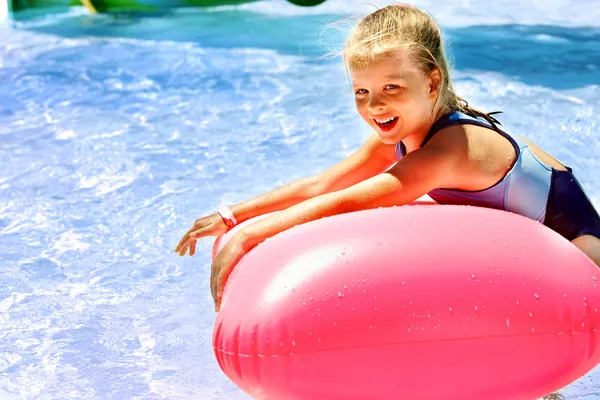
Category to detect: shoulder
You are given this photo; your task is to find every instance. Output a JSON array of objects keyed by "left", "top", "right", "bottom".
[
  {"left": 419, "top": 123, "right": 473, "bottom": 166},
  {"left": 389, "top": 127, "right": 466, "bottom": 189},
  {"left": 427, "top": 122, "right": 481, "bottom": 150},
  {"left": 389, "top": 123, "right": 478, "bottom": 188},
  {"left": 419, "top": 119, "right": 520, "bottom": 190},
  {"left": 424, "top": 121, "right": 504, "bottom": 162},
  {"left": 361, "top": 133, "right": 399, "bottom": 163}
]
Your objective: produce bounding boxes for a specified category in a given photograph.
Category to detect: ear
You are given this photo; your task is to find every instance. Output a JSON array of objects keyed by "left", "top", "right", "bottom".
[{"left": 428, "top": 68, "right": 442, "bottom": 97}]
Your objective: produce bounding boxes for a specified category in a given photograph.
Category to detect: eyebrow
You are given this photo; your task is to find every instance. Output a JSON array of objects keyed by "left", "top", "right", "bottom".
[
  {"left": 383, "top": 74, "right": 406, "bottom": 80},
  {"left": 350, "top": 74, "right": 408, "bottom": 86}
]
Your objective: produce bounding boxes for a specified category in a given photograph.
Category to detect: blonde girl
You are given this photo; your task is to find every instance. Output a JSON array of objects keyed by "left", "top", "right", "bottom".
[{"left": 175, "top": 4, "right": 600, "bottom": 312}]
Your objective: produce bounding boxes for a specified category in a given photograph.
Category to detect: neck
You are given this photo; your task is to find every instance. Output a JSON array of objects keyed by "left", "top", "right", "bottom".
[{"left": 401, "top": 105, "right": 451, "bottom": 153}]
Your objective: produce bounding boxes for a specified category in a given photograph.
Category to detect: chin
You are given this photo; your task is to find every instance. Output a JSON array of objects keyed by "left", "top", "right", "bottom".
[
  {"left": 378, "top": 137, "right": 396, "bottom": 145},
  {"left": 376, "top": 131, "right": 400, "bottom": 145}
]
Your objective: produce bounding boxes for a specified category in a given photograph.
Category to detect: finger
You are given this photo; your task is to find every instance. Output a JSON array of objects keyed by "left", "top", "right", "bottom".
[
  {"left": 190, "top": 240, "right": 196, "bottom": 256},
  {"left": 175, "top": 231, "right": 191, "bottom": 253},
  {"left": 210, "top": 260, "right": 216, "bottom": 304},
  {"left": 215, "top": 270, "right": 229, "bottom": 312},
  {"left": 179, "top": 241, "right": 190, "bottom": 257},
  {"left": 175, "top": 234, "right": 188, "bottom": 253},
  {"left": 217, "top": 274, "right": 224, "bottom": 299},
  {"left": 214, "top": 276, "right": 221, "bottom": 312},
  {"left": 176, "top": 228, "right": 208, "bottom": 255},
  {"left": 179, "top": 235, "right": 198, "bottom": 256},
  {"left": 190, "top": 225, "right": 211, "bottom": 240}
]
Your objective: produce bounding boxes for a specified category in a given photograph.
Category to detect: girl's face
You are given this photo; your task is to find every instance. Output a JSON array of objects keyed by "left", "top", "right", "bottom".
[{"left": 348, "top": 51, "right": 441, "bottom": 145}]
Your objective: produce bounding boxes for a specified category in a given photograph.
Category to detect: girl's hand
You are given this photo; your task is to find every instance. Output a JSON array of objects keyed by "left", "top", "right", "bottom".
[
  {"left": 210, "top": 233, "right": 249, "bottom": 312},
  {"left": 175, "top": 213, "right": 229, "bottom": 256},
  {"left": 203, "top": 138, "right": 460, "bottom": 309}
]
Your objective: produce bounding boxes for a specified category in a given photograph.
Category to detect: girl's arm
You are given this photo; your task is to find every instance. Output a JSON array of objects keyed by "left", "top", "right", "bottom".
[
  {"left": 210, "top": 136, "right": 464, "bottom": 310},
  {"left": 228, "top": 133, "right": 397, "bottom": 224},
  {"left": 175, "top": 134, "right": 396, "bottom": 255}
]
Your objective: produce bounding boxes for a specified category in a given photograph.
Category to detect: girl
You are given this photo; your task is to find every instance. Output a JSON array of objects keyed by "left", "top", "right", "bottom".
[{"left": 175, "top": 3, "right": 600, "bottom": 312}]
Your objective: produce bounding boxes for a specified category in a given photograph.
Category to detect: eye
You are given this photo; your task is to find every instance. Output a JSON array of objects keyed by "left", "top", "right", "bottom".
[
  {"left": 354, "top": 89, "right": 368, "bottom": 95},
  {"left": 384, "top": 84, "right": 401, "bottom": 90}
]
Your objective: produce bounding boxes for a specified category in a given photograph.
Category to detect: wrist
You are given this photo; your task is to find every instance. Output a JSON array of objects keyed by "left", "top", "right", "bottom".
[
  {"left": 217, "top": 205, "right": 238, "bottom": 229},
  {"left": 232, "top": 227, "right": 260, "bottom": 254}
]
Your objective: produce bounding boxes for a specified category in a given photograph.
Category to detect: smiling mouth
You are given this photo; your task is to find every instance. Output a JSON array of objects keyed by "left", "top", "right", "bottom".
[{"left": 374, "top": 116, "right": 398, "bottom": 131}]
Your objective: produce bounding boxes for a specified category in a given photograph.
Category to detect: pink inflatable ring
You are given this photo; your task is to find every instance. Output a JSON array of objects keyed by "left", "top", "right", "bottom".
[{"left": 211, "top": 201, "right": 600, "bottom": 400}]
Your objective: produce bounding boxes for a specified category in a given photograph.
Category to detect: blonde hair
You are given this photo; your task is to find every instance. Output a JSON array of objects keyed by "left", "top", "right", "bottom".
[{"left": 343, "top": 3, "right": 501, "bottom": 126}]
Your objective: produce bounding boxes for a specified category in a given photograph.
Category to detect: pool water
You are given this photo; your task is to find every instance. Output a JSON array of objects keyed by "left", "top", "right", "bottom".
[{"left": 0, "top": 0, "right": 599, "bottom": 398}]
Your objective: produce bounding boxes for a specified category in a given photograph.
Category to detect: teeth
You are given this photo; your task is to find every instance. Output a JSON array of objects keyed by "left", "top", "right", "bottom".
[{"left": 375, "top": 117, "right": 397, "bottom": 124}]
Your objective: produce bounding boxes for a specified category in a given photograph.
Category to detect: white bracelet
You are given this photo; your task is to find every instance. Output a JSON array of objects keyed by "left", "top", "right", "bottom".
[{"left": 218, "top": 205, "right": 238, "bottom": 229}]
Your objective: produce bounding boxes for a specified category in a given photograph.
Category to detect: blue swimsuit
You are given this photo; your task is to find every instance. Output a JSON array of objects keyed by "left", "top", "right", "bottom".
[{"left": 394, "top": 111, "right": 600, "bottom": 241}]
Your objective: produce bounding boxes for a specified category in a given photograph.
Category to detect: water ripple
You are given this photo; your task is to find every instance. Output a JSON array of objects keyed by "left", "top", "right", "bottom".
[{"left": 1, "top": 6, "right": 599, "bottom": 400}]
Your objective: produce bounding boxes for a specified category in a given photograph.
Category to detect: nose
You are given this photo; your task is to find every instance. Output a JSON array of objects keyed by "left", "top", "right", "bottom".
[{"left": 367, "top": 93, "right": 386, "bottom": 114}]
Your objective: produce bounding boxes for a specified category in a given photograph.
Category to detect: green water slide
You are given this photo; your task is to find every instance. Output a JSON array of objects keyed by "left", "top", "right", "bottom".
[{"left": 9, "top": 0, "right": 326, "bottom": 13}]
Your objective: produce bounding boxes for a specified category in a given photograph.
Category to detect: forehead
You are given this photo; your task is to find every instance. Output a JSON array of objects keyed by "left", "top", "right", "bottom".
[{"left": 347, "top": 51, "right": 422, "bottom": 83}]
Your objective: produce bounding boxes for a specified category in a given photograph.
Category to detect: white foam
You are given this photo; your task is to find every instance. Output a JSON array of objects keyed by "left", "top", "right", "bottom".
[
  {"left": 50, "top": 230, "right": 90, "bottom": 254},
  {"left": 0, "top": 0, "right": 7, "bottom": 24},
  {"left": 2, "top": 0, "right": 598, "bottom": 28},
  {"left": 235, "top": 0, "right": 600, "bottom": 28},
  {"left": 0, "top": 5, "right": 597, "bottom": 399},
  {"left": 9, "top": 7, "right": 89, "bottom": 28}
]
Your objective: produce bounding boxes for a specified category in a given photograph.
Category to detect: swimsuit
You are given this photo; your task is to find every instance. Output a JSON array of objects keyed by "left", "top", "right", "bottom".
[{"left": 394, "top": 111, "right": 600, "bottom": 241}]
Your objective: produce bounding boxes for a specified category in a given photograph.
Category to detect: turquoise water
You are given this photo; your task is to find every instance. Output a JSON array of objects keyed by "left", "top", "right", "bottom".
[{"left": 1, "top": 1, "right": 599, "bottom": 399}]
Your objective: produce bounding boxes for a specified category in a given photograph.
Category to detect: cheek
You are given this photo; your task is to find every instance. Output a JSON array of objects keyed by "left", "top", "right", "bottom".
[
  {"left": 417, "top": 83, "right": 436, "bottom": 105},
  {"left": 403, "top": 91, "right": 433, "bottom": 116},
  {"left": 355, "top": 100, "right": 370, "bottom": 119}
]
